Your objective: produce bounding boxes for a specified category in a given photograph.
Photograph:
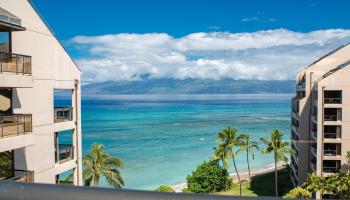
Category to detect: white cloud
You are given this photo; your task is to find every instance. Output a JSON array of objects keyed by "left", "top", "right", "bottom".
[
  {"left": 241, "top": 17, "right": 259, "bottom": 22},
  {"left": 70, "top": 29, "right": 350, "bottom": 83}
]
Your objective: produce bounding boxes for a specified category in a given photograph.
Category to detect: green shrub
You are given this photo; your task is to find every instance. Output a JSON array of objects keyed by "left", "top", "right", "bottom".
[
  {"left": 186, "top": 160, "right": 233, "bottom": 193},
  {"left": 283, "top": 187, "right": 312, "bottom": 199},
  {"left": 155, "top": 185, "right": 175, "bottom": 192}
]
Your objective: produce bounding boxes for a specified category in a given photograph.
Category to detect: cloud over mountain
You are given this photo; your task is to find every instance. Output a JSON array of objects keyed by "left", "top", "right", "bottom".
[{"left": 71, "top": 29, "right": 350, "bottom": 83}]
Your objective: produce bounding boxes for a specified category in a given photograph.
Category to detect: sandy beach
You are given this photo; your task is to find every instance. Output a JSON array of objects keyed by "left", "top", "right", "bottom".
[{"left": 171, "top": 162, "right": 287, "bottom": 193}]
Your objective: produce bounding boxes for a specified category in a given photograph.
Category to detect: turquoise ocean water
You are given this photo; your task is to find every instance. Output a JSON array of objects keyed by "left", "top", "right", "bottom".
[{"left": 61, "top": 94, "right": 292, "bottom": 190}]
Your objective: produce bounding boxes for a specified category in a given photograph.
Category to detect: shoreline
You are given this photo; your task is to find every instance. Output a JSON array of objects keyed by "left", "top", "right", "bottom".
[{"left": 171, "top": 162, "right": 287, "bottom": 193}]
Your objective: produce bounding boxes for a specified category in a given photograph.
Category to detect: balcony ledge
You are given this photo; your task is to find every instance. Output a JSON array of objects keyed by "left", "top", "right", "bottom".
[
  {"left": 323, "top": 155, "right": 342, "bottom": 160},
  {"left": 53, "top": 121, "right": 75, "bottom": 132},
  {"left": 0, "top": 74, "right": 33, "bottom": 88},
  {"left": 0, "top": 133, "right": 34, "bottom": 152}
]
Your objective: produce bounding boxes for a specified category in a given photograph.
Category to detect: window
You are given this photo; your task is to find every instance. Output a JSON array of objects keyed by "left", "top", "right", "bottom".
[{"left": 0, "top": 32, "right": 10, "bottom": 52}]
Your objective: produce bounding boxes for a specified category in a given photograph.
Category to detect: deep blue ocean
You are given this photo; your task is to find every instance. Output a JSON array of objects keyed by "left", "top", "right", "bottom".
[{"left": 57, "top": 94, "right": 292, "bottom": 190}]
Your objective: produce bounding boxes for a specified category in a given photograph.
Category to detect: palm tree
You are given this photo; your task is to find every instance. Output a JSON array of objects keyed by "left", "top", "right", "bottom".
[
  {"left": 213, "top": 146, "right": 230, "bottom": 190},
  {"left": 213, "top": 146, "right": 230, "bottom": 169},
  {"left": 238, "top": 134, "right": 259, "bottom": 180},
  {"left": 260, "top": 129, "right": 293, "bottom": 197},
  {"left": 216, "top": 127, "right": 242, "bottom": 196},
  {"left": 83, "top": 144, "right": 124, "bottom": 188}
]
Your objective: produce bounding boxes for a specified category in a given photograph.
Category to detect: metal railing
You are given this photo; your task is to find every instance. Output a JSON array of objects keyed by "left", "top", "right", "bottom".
[
  {"left": 324, "top": 115, "right": 340, "bottom": 121},
  {"left": 323, "top": 166, "right": 340, "bottom": 173},
  {"left": 0, "top": 170, "right": 34, "bottom": 182},
  {"left": 0, "top": 52, "right": 31, "bottom": 75},
  {"left": 57, "top": 144, "right": 74, "bottom": 163},
  {"left": 0, "top": 114, "right": 32, "bottom": 139},
  {"left": 54, "top": 107, "right": 72, "bottom": 123},
  {"left": 324, "top": 132, "right": 341, "bottom": 139},
  {"left": 323, "top": 149, "right": 339, "bottom": 156},
  {"left": 324, "top": 98, "right": 342, "bottom": 104},
  {"left": 0, "top": 181, "right": 282, "bottom": 200}
]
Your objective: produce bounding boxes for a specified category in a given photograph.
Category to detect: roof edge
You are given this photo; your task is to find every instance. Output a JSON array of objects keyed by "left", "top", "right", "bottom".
[{"left": 27, "top": 0, "right": 81, "bottom": 72}]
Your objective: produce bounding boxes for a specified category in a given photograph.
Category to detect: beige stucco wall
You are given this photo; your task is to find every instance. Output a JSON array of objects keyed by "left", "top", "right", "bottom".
[
  {"left": 292, "top": 43, "right": 350, "bottom": 186},
  {"left": 318, "top": 66, "right": 350, "bottom": 173},
  {"left": 0, "top": 0, "right": 82, "bottom": 185}
]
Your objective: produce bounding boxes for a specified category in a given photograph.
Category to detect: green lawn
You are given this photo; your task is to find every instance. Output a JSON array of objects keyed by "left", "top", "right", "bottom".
[{"left": 217, "top": 168, "right": 293, "bottom": 197}]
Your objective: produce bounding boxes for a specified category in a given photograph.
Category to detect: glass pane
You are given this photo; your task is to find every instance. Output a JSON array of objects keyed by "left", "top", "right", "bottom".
[{"left": 0, "top": 32, "right": 9, "bottom": 52}]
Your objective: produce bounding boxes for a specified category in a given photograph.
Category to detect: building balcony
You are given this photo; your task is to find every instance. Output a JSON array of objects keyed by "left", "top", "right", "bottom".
[
  {"left": 324, "top": 115, "right": 339, "bottom": 121},
  {"left": 311, "top": 128, "right": 317, "bottom": 141},
  {"left": 0, "top": 52, "right": 33, "bottom": 88},
  {"left": 0, "top": 52, "right": 31, "bottom": 75},
  {"left": 324, "top": 91, "right": 342, "bottom": 104},
  {"left": 311, "top": 146, "right": 317, "bottom": 157},
  {"left": 310, "top": 162, "right": 316, "bottom": 172},
  {"left": 323, "top": 160, "right": 341, "bottom": 174},
  {"left": 324, "top": 125, "right": 341, "bottom": 139},
  {"left": 323, "top": 143, "right": 341, "bottom": 157},
  {"left": 291, "top": 111, "right": 299, "bottom": 120},
  {"left": 0, "top": 169, "right": 33, "bottom": 182},
  {"left": 324, "top": 98, "right": 342, "bottom": 104},
  {"left": 296, "top": 83, "right": 305, "bottom": 91},
  {"left": 323, "top": 166, "right": 340, "bottom": 174},
  {"left": 54, "top": 107, "right": 73, "bottom": 123},
  {"left": 56, "top": 144, "right": 74, "bottom": 164},
  {"left": 324, "top": 108, "right": 341, "bottom": 122},
  {"left": 0, "top": 114, "right": 32, "bottom": 139}
]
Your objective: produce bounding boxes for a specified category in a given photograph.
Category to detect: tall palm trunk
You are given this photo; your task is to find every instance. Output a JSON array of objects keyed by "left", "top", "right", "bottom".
[
  {"left": 274, "top": 152, "right": 278, "bottom": 197},
  {"left": 246, "top": 150, "right": 251, "bottom": 179},
  {"left": 94, "top": 173, "right": 100, "bottom": 187},
  {"left": 232, "top": 151, "right": 242, "bottom": 196}
]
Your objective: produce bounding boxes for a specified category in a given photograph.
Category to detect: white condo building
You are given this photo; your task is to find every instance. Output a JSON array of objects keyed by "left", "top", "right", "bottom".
[{"left": 0, "top": 0, "right": 82, "bottom": 185}]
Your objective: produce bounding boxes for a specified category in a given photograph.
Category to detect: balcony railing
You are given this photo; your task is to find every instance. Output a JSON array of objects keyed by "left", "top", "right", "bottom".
[
  {"left": 0, "top": 170, "right": 34, "bottom": 182},
  {"left": 0, "top": 52, "right": 31, "bottom": 75},
  {"left": 0, "top": 114, "right": 32, "bottom": 139},
  {"left": 324, "top": 115, "right": 340, "bottom": 121},
  {"left": 56, "top": 144, "right": 74, "bottom": 163},
  {"left": 324, "top": 149, "right": 339, "bottom": 156},
  {"left": 324, "top": 132, "right": 341, "bottom": 139},
  {"left": 323, "top": 166, "right": 340, "bottom": 173},
  {"left": 324, "top": 98, "right": 342, "bottom": 104},
  {"left": 54, "top": 107, "right": 72, "bottom": 123}
]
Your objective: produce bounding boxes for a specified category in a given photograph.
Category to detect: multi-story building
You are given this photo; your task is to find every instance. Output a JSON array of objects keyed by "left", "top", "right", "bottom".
[
  {"left": 0, "top": 0, "right": 82, "bottom": 185},
  {"left": 291, "top": 43, "right": 350, "bottom": 188}
]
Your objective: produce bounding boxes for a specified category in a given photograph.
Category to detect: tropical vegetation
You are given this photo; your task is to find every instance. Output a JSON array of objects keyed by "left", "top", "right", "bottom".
[
  {"left": 215, "top": 127, "right": 243, "bottom": 196},
  {"left": 238, "top": 134, "right": 259, "bottom": 179},
  {"left": 155, "top": 185, "right": 175, "bottom": 192},
  {"left": 0, "top": 151, "right": 12, "bottom": 178},
  {"left": 303, "top": 172, "right": 350, "bottom": 199},
  {"left": 260, "top": 129, "right": 293, "bottom": 197},
  {"left": 186, "top": 160, "right": 232, "bottom": 193},
  {"left": 283, "top": 187, "right": 312, "bottom": 199},
  {"left": 82, "top": 144, "right": 124, "bottom": 188}
]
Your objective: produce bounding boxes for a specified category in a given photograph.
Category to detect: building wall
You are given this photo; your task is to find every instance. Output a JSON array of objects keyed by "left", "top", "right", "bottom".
[
  {"left": 291, "top": 43, "right": 350, "bottom": 186},
  {"left": 0, "top": 0, "right": 82, "bottom": 185},
  {"left": 317, "top": 67, "right": 350, "bottom": 174}
]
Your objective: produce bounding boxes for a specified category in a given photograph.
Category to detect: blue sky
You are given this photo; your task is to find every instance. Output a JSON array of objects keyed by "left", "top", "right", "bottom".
[
  {"left": 32, "top": 0, "right": 350, "bottom": 39},
  {"left": 31, "top": 0, "right": 350, "bottom": 82}
]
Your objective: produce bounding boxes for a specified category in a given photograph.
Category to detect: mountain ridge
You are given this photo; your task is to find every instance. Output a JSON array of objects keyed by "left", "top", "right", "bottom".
[{"left": 82, "top": 79, "right": 295, "bottom": 95}]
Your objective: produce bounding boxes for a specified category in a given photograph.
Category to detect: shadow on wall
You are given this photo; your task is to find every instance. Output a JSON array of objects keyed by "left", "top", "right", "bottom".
[{"left": 12, "top": 88, "right": 22, "bottom": 110}]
